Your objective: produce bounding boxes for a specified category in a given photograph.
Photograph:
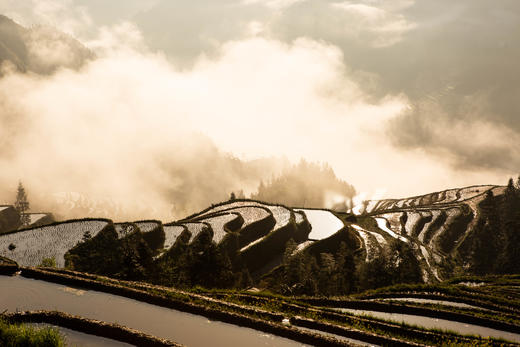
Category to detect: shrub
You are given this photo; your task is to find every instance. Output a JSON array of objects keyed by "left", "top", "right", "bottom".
[
  {"left": 0, "top": 319, "right": 64, "bottom": 346},
  {"left": 39, "top": 257, "right": 56, "bottom": 268}
]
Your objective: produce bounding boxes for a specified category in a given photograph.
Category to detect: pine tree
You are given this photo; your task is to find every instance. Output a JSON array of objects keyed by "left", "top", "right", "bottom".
[
  {"left": 501, "top": 177, "right": 520, "bottom": 273},
  {"left": 14, "top": 181, "right": 30, "bottom": 227}
]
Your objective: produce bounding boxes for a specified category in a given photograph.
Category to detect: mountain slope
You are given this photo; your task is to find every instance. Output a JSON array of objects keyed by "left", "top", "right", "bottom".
[
  {"left": 0, "top": 14, "right": 93, "bottom": 74},
  {"left": 1, "top": 183, "right": 519, "bottom": 294}
]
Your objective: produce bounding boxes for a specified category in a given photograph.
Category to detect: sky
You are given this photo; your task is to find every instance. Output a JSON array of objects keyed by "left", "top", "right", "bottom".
[{"left": 0, "top": 0, "right": 519, "bottom": 219}]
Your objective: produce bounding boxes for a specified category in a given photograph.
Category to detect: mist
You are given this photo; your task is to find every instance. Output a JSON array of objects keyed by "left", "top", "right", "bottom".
[
  {"left": 1, "top": 0, "right": 518, "bottom": 221},
  {"left": 1, "top": 16, "right": 377, "bottom": 220}
]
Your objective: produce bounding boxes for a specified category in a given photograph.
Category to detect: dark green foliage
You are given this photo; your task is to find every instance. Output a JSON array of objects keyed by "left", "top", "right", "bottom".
[
  {"left": 188, "top": 228, "right": 233, "bottom": 287},
  {"left": 39, "top": 257, "right": 56, "bottom": 268},
  {"left": 273, "top": 239, "right": 359, "bottom": 295},
  {"left": 237, "top": 267, "right": 253, "bottom": 288},
  {"left": 152, "top": 227, "right": 235, "bottom": 288},
  {"left": 251, "top": 160, "right": 355, "bottom": 208},
  {"left": 118, "top": 232, "right": 154, "bottom": 280},
  {"left": 399, "top": 212, "right": 408, "bottom": 230},
  {"left": 64, "top": 226, "right": 121, "bottom": 275},
  {"left": 65, "top": 225, "right": 154, "bottom": 281},
  {"left": 13, "top": 182, "right": 30, "bottom": 227},
  {"left": 0, "top": 318, "right": 64, "bottom": 347},
  {"left": 240, "top": 216, "right": 305, "bottom": 274},
  {"left": 335, "top": 242, "right": 356, "bottom": 293},
  {"left": 499, "top": 178, "right": 520, "bottom": 273},
  {"left": 135, "top": 221, "right": 166, "bottom": 251},
  {"left": 355, "top": 252, "right": 392, "bottom": 290},
  {"left": 437, "top": 206, "right": 474, "bottom": 254},
  {"left": 152, "top": 230, "right": 191, "bottom": 286},
  {"left": 356, "top": 240, "right": 423, "bottom": 291},
  {"left": 468, "top": 179, "right": 520, "bottom": 275}
]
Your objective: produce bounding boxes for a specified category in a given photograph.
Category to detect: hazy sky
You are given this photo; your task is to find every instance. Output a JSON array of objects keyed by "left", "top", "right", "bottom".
[{"left": 1, "top": 0, "right": 519, "bottom": 218}]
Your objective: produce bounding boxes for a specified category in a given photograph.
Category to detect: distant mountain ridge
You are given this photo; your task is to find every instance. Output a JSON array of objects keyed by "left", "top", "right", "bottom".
[{"left": 0, "top": 14, "right": 93, "bottom": 74}]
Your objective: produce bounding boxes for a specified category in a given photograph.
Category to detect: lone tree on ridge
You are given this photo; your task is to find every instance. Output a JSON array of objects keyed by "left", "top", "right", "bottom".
[{"left": 14, "top": 181, "right": 30, "bottom": 227}]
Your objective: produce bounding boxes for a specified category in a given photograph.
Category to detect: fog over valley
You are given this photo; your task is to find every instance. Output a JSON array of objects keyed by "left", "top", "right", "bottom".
[{"left": 0, "top": 0, "right": 518, "bottom": 220}]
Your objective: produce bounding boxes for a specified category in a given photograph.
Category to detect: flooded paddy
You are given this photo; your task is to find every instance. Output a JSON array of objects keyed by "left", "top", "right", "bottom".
[
  {"left": 0, "top": 275, "right": 307, "bottom": 347},
  {"left": 335, "top": 308, "right": 520, "bottom": 343},
  {"left": 296, "top": 209, "right": 343, "bottom": 240},
  {"left": 377, "top": 297, "right": 487, "bottom": 310}
]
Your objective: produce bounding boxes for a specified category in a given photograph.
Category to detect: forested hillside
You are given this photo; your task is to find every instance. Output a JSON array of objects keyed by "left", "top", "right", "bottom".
[{"left": 2, "top": 179, "right": 520, "bottom": 296}]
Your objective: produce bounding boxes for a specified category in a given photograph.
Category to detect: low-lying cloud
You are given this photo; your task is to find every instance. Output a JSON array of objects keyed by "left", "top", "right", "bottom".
[
  {"left": 0, "top": 15, "right": 408, "bottom": 220},
  {"left": 1, "top": 0, "right": 518, "bottom": 222}
]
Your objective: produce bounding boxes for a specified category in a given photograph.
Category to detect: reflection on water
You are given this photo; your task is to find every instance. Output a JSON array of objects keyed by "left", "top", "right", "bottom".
[
  {"left": 0, "top": 275, "right": 306, "bottom": 347},
  {"left": 336, "top": 308, "right": 520, "bottom": 343},
  {"left": 296, "top": 325, "right": 378, "bottom": 347},
  {"left": 378, "top": 297, "right": 485, "bottom": 310},
  {"left": 296, "top": 209, "right": 343, "bottom": 240},
  {"left": 29, "top": 324, "right": 131, "bottom": 347}
]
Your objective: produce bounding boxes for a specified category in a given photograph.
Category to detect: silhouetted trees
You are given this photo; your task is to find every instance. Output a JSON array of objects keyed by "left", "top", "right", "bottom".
[
  {"left": 356, "top": 240, "right": 422, "bottom": 291},
  {"left": 14, "top": 182, "right": 30, "bottom": 227},
  {"left": 470, "top": 178, "right": 520, "bottom": 275},
  {"left": 252, "top": 160, "right": 355, "bottom": 209},
  {"left": 500, "top": 178, "right": 520, "bottom": 273},
  {"left": 274, "top": 237, "right": 422, "bottom": 295},
  {"left": 152, "top": 227, "right": 236, "bottom": 289}
]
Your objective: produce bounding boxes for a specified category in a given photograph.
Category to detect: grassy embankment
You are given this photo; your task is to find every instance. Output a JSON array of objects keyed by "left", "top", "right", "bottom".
[{"left": 0, "top": 318, "right": 64, "bottom": 347}]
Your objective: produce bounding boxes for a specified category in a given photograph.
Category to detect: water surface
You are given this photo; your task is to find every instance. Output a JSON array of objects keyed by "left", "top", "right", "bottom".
[
  {"left": 0, "top": 275, "right": 306, "bottom": 347},
  {"left": 336, "top": 308, "right": 520, "bottom": 343}
]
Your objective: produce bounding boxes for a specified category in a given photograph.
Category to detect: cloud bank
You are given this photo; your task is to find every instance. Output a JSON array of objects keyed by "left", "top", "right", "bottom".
[
  {"left": 1, "top": 0, "right": 518, "bottom": 221},
  {"left": 0, "top": 13, "right": 406, "bottom": 220}
]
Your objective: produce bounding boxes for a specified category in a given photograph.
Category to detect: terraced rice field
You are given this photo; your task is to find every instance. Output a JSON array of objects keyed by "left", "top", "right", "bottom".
[
  {"left": 364, "top": 200, "right": 379, "bottom": 214},
  {"left": 374, "top": 217, "right": 409, "bottom": 243},
  {"left": 198, "top": 214, "right": 238, "bottom": 243},
  {"left": 404, "top": 211, "right": 422, "bottom": 237},
  {"left": 335, "top": 308, "right": 520, "bottom": 343},
  {"left": 442, "top": 189, "right": 459, "bottom": 204},
  {"left": 28, "top": 213, "right": 48, "bottom": 225},
  {"left": 351, "top": 225, "right": 380, "bottom": 261},
  {"left": 134, "top": 221, "right": 160, "bottom": 233},
  {"left": 1, "top": 276, "right": 303, "bottom": 347},
  {"left": 294, "top": 240, "right": 314, "bottom": 254},
  {"left": 366, "top": 185, "right": 498, "bottom": 215},
  {"left": 162, "top": 224, "right": 186, "bottom": 250},
  {"left": 268, "top": 206, "right": 291, "bottom": 229},
  {"left": 226, "top": 206, "right": 270, "bottom": 229},
  {"left": 456, "top": 186, "right": 493, "bottom": 202},
  {"left": 418, "top": 210, "right": 443, "bottom": 243},
  {"left": 184, "top": 222, "right": 209, "bottom": 243},
  {"left": 294, "top": 211, "right": 305, "bottom": 224},
  {"left": 378, "top": 297, "right": 485, "bottom": 310},
  {"left": 192, "top": 201, "right": 292, "bottom": 246},
  {"left": 239, "top": 205, "right": 293, "bottom": 252},
  {"left": 296, "top": 209, "right": 343, "bottom": 240},
  {"left": 426, "top": 207, "right": 461, "bottom": 247},
  {"left": 0, "top": 220, "right": 109, "bottom": 267}
]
